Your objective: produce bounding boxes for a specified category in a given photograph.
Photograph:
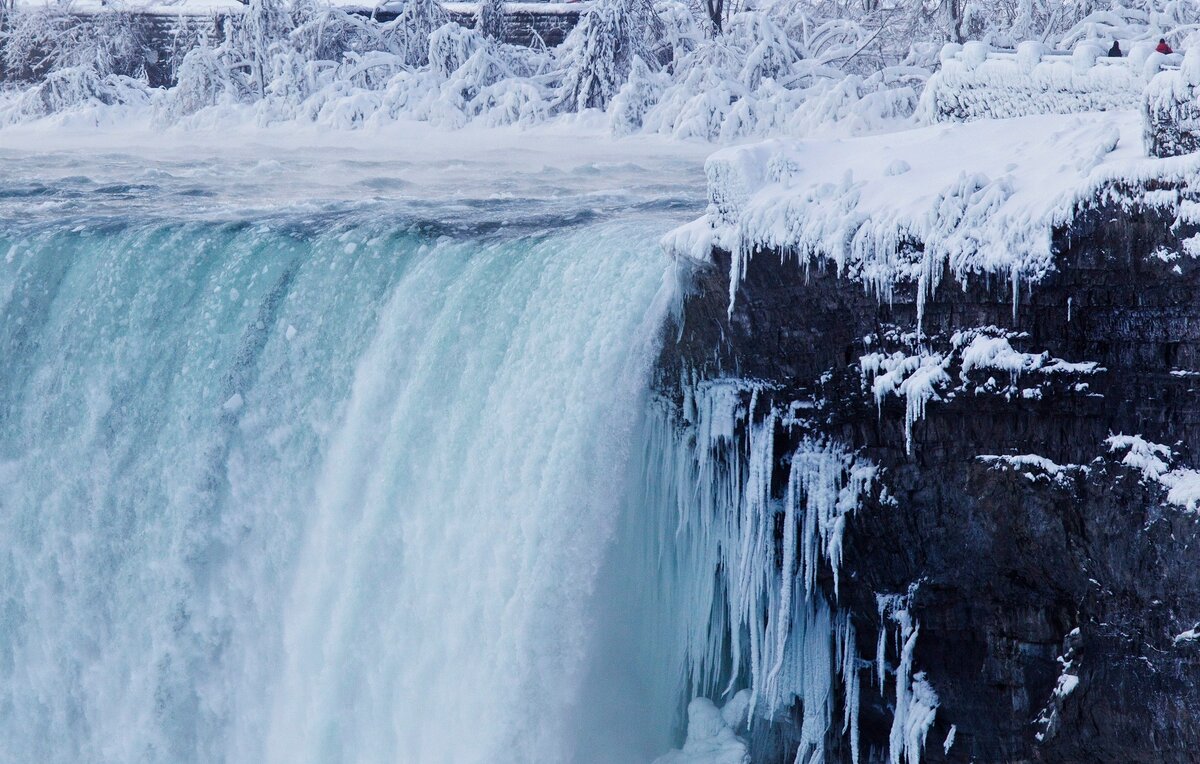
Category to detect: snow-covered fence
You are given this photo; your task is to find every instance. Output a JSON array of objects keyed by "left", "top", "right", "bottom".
[
  {"left": 919, "top": 40, "right": 1179, "bottom": 124},
  {"left": 1145, "top": 50, "right": 1200, "bottom": 158}
]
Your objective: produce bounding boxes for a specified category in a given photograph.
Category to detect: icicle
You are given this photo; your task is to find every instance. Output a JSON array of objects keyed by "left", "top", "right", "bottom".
[
  {"left": 838, "top": 613, "right": 862, "bottom": 764},
  {"left": 1011, "top": 265, "right": 1020, "bottom": 323},
  {"left": 878, "top": 592, "right": 938, "bottom": 764},
  {"left": 645, "top": 379, "right": 881, "bottom": 760}
]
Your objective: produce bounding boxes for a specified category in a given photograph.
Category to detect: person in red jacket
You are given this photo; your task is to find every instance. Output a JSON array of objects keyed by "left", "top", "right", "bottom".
[{"left": 1156, "top": 38, "right": 1174, "bottom": 54}]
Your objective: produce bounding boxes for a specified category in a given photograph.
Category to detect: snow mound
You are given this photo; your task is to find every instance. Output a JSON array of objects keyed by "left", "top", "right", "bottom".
[{"left": 652, "top": 693, "right": 751, "bottom": 764}]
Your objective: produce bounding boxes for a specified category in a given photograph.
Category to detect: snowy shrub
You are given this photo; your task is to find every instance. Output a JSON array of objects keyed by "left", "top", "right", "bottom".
[
  {"left": 0, "top": 8, "right": 146, "bottom": 81},
  {"left": 158, "top": 44, "right": 244, "bottom": 121},
  {"left": 654, "top": 0, "right": 704, "bottom": 64},
  {"left": 1145, "top": 49, "right": 1200, "bottom": 157},
  {"left": 384, "top": 0, "right": 450, "bottom": 68},
  {"left": 236, "top": 0, "right": 295, "bottom": 95},
  {"left": 727, "top": 11, "right": 800, "bottom": 90},
  {"left": 308, "top": 79, "right": 381, "bottom": 127},
  {"left": 642, "top": 38, "right": 746, "bottom": 140},
  {"left": 609, "top": 55, "right": 668, "bottom": 134},
  {"left": 429, "top": 22, "right": 484, "bottom": 79},
  {"left": 289, "top": 3, "right": 393, "bottom": 61},
  {"left": 336, "top": 50, "right": 407, "bottom": 90},
  {"left": 474, "top": 78, "right": 549, "bottom": 126},
  {"left": 1, "top": 64, "right": 147, "bottom": 124}
]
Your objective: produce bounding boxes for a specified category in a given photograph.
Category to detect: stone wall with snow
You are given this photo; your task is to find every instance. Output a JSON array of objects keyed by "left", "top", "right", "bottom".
[
  {"left": 918, "top": 40, "right": 1174, "bottom": 124},
  {"left": 655, "top": 114, "right": 1200, "bottom": 762}
]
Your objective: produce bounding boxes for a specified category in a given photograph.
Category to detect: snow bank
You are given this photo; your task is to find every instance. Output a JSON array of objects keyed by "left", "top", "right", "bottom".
[
  {"left": 652, "top": 693, "right": 751, "bottom": 764},
  {"left": 668, "top": 109, "right": 1200, "bottom": 325}
]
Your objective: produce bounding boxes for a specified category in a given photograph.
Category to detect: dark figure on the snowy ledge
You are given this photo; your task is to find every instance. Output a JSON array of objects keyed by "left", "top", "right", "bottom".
[
  {"left": 1108, "top": 40, "right": 1122, "bottom": 57},
  {"left": 1157, "top": 38, "right": 1174, "bottom": 54}
]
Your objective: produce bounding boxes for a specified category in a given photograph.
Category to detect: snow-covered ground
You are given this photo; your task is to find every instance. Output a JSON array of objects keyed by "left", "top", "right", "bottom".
[{"left": 667, "top": 110, "right": 1199, "bottom": 315}]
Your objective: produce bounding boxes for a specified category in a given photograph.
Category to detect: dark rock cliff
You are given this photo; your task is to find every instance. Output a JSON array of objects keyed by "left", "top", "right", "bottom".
[{"left": 656, "top": 181, "right": 1200, "bottom": 763}]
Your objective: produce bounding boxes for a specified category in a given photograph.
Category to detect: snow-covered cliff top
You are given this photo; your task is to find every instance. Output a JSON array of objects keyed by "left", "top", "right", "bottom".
[{"left": 666, "top": 110, "right": 1200, "bottom": 315}]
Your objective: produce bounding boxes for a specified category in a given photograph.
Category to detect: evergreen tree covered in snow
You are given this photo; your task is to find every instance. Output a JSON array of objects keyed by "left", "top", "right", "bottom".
[{"left": 555, "top": 0, "right": 666, "bottom": 111}]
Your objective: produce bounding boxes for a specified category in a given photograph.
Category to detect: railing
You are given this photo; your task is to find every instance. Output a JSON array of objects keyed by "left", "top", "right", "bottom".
[
  {"left": 920, "top": 40, "right": 1181, "bottom": 125},
  {"left": 1144, "top": 50, "right": 1200, "bottom": 158}
]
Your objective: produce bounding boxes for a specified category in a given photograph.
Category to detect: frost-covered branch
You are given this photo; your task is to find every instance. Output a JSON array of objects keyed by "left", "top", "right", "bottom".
[{"left": 4, "top": 0, "right": 1196, "bottom": 139}]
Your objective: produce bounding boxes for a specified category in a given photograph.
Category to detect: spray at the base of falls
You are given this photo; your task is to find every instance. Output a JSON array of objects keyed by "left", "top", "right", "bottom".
[{"left": 636, "top": 378, "right": 938, "bottom": 764}]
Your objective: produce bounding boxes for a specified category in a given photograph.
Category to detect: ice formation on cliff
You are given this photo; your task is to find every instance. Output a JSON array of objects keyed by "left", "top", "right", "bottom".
[{"left": 641, "top": 378, "right": 947, "bottom": 763}]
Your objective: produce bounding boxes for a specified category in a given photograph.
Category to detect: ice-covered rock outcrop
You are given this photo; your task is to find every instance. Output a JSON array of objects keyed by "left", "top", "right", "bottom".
[{"left": 656, "top": 110, "right": 1200, "bottom": 762}]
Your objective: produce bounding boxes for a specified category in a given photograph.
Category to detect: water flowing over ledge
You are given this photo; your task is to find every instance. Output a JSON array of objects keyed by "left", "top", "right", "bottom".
[{"left": 0, "top": 144, "right": 740, "bottom": 764}]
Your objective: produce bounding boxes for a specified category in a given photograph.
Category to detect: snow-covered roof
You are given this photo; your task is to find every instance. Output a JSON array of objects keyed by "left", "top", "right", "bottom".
[{"left": 665, "top": 110, "right": 1200, "bottom": 317}]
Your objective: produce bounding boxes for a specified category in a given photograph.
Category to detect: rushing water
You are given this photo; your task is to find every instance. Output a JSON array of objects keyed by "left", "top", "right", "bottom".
[{"left": 0, "top": 134, "right": 713, "bottom": 764}]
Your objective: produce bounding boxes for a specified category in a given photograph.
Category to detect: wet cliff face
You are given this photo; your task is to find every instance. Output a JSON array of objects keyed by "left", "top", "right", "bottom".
[{"left": 657, "top": 184, "right": 1200, "bottom": 763}]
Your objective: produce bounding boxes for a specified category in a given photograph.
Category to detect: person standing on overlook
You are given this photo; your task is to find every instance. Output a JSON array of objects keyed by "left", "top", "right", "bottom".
[
  {"left": 1157, "top": 38, "right": 1174, "bottom": 54},
  {"left": 1108, "top": 40, "right": 1122, "bottom": 57}
]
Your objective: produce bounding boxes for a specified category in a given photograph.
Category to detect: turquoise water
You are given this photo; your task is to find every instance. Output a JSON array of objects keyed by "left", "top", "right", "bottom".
[{"left": 0, "top": 151, "right": 705, "bottom": 763}]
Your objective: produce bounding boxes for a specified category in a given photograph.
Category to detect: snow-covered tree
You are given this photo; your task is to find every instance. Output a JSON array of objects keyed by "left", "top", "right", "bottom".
[
  {"left": 232, "top": 0, "right": 294, "bottom": 95},
  {"left": 383, "top": 0, "right": 450, "bottom": 67},
  {"left": 158, "top": 43, "right": 244, "bottom": 121},
  {"left": 555, "top": 0, "right": 666, "bottom": 111},
  {"left": 609, "top": 55, "right": 668, "bottom": 134},
  {"left": 477, "top": 0, "right": 506, "bottom": 41},
  {"left": 0, "top": 8, "right": 145, "bottom": 82}
]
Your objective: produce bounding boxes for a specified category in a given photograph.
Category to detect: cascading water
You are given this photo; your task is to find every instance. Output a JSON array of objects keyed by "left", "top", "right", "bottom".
[
  {"left": 0, "top": 139, "right": 710, "bottom": 764},
  {"left": 0, "top": 139, "right": 925, "bottom": 764}
]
